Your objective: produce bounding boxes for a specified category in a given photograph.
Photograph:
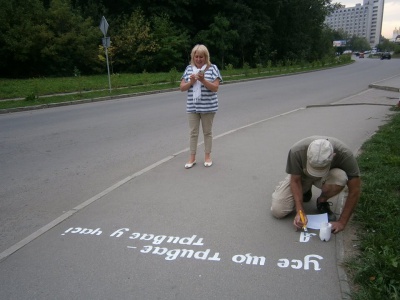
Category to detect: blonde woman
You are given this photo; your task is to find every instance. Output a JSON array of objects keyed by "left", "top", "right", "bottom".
[{"left": 180, "top": 44, "right": 223, "bottom": 169}]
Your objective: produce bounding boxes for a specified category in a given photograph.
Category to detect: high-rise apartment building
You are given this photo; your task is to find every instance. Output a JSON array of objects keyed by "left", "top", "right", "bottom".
[{"left": 324, "top": 0, "right": 385, "bottom": 47}]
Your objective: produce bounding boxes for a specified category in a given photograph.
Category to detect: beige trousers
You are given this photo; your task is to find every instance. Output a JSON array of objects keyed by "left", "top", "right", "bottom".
[
  {"left": 270, "top": 168, "right": 348, "bottom": 218},
  {"left": 188, "top": 113, "right": 215, "bottom": 155}
]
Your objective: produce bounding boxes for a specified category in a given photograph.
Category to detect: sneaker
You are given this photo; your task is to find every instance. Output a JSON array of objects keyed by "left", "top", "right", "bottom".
[
  {"left": 303, "top": 189, "right": 312, "bottom": 202},
  {"left": 316, "top": 199, "right": 337, "bottom": 221}
]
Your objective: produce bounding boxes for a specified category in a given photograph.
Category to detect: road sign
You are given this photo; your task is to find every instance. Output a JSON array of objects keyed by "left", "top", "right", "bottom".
[
  {"left": 102, "top": 37, "right": 110, "bottom": 48},
  {"left": 100, "top": 16, "right": 109, "bottom": 36}
]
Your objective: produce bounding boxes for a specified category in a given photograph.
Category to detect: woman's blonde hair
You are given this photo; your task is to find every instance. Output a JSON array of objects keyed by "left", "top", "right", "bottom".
[{"left": 190, "top": 44, "right": 211, "bottom": 67}]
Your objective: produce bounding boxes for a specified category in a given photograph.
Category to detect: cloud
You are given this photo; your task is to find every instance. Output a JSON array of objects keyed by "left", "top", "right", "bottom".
[{"left": 382, "top": 2, "right": 400, "bottom": 38}]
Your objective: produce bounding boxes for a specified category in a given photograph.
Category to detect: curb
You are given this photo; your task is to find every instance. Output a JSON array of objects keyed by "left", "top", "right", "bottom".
[
  {"left": 336, "top": 189, "right": 352, "bottom": 300},
  {"left": 368, "top": 84, "right": 400, "bottom": 92},
  {"left": 0, "top": 88, "right": 179, "bottom": 115}
]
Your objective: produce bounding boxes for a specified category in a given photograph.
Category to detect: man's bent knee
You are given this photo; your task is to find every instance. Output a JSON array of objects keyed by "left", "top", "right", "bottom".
[
  {"left": 324, "top": 168, "right": 347, "bottom": 186},
  {"left": 270, "top": 202, "right": 292, "bottom": 219}
]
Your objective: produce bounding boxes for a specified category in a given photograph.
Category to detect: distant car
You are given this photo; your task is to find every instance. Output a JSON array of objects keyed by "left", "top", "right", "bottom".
[
  {"left": 359, "top": 52, "right": 364, "bottom": 58},
  {"left": 380, "top": 52, "right": 391, "bottom": 60}
]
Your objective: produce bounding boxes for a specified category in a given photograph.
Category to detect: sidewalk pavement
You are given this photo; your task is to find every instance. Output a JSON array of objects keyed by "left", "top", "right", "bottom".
[{"left": 0, "top": 77, "right": 399, "bottom": 300}]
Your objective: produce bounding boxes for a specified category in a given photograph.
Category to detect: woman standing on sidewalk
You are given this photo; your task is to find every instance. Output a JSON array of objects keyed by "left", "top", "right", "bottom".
[{"left": 180, "top": 44, "right": 222, "bottom": 169}]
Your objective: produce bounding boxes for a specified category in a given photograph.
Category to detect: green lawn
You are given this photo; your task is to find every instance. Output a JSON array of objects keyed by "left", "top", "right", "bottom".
[{"left": 346, "top": 107, "right": 400, "bottom": 299}]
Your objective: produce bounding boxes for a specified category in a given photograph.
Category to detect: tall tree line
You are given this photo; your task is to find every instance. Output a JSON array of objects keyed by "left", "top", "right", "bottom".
[{"left": 0, "top": 0, "right": 340, "bottom": 78}]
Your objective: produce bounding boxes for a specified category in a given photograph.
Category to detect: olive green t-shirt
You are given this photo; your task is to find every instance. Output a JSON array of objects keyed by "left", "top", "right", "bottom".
[{"left": 286, "top": 136, "right": 360, "bottom": 179}]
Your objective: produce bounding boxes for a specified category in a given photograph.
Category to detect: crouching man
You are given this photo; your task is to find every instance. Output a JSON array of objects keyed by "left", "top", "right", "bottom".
[{"left": 271, "top": 136, "right": 361, "bottom": 234}]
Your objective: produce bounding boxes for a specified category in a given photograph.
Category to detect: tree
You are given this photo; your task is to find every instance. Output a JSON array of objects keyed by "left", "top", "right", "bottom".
[
  {"left": 270, "top": 0, "right": 335, "bottom": 62},
  {"left": 0, "top": 0, "right": 349, "bottom": 77},
  {"left": 72, "top": 0, "right": 108, "bottom": 22},
  {"left": 220, "top": 0, "right": 273, "bottom": 67},
  {"left": 41, "top": 0, "right": 101, "bottom": 76},
  {"left": 243, "top": 0, "right": 273, "bottom": 66},
  {"left": 149, "top": 14, "right": 190, "bottom": 72},
  {"left": 348, "top": 35, "right": 371, "bottom": 52},
  {"left": 0, "top": 0, "right": 102, "bottom": 77},
  {"left": 376, "top": 37, "right": 397, "bottom": 53},
  {"left": 112, "top": 10, "right": 157, "bottom": 73},
  {"left": 318, "top": 26, "right": 342, "bottom": 56},
  {"left": 0, "top": 0, "right": 49, "bottom": 77},
  {"left": 196, "top": 14, "right": 239, "bottom": 68}
]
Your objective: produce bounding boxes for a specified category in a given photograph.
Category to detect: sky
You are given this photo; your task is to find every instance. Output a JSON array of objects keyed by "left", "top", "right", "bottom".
[{"left": 338, "top": 0, "right": 400, "bottom": 39}]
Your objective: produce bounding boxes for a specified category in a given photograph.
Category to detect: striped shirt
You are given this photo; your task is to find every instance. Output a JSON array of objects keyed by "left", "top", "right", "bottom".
[{"left": 181, "top": 64, "right": 223, "bottom": 113}]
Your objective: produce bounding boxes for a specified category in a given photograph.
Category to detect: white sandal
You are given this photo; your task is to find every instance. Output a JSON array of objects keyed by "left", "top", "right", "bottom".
[
  {"left": 204, "top": 161, "right": 213, "bottom": 167},
  {"left": 185, "top": 161, "right": 196, "bottom": 169}
]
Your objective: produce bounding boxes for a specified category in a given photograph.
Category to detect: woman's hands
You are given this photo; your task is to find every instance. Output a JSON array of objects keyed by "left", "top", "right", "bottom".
[
  {"left": 183, "top": 71, "right": 219, "bottom": 93},
  {"left": 180, "top": 74, "right": 199, "bottom": 91},
  {"left": 189, "top": 72, "right": 204, "bottom": 83}
]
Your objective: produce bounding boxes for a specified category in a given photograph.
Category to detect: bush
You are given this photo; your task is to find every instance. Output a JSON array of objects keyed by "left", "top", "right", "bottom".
[
  {"left": 169, "top": 67, "right": 179, "bottom": 84},
  {"left": 25, "top": 93, "right": 39, "bottom": 101}
]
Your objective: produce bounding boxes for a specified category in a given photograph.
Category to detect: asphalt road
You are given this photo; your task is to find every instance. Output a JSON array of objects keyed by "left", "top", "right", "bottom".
[{"left": 0, "top": 57, "right": 399, "bottom": 299}]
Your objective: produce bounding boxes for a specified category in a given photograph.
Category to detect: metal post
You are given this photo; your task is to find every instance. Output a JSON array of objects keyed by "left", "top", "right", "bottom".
[
  {"left": 100, "top": 17, "right": 112, "bottom": 93},
  {"left": 105, "top": 43, "right": 111, "bottom": 93}
]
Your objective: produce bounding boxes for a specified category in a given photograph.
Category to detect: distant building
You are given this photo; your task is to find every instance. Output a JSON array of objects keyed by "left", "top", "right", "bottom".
[
  {"left": 392, "top": 27, "right": 400, "bottom": 42},
  {"left": 324, "top": 0, "right": 385, "bottom": 47}
]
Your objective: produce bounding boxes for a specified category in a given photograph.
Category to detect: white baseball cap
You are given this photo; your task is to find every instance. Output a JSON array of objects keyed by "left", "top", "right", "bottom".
[{"left": 306, "top": 139, "right": 334, "bottom": 177}]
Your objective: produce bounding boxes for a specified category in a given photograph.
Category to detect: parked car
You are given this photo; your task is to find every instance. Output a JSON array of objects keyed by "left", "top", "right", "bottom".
[{"left": 380, "top": 52, "right": 391, "bottom": 60}]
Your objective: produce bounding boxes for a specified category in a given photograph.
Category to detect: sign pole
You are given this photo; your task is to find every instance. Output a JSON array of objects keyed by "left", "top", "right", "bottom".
[
  {"left": 100, "top": 16, "right": 112, "bottom": 93},
  {"left": 105, "top": 46, "right": 111, "bottom": 93}
]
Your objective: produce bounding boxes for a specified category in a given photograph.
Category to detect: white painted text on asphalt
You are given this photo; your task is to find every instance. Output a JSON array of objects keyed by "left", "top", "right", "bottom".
[{"left": 62, "top": 227, "right": 323, "bottom": 271}]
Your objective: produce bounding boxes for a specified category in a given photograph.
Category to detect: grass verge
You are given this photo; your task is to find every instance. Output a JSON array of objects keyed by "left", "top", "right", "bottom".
[
  {"left": 0, "top": 58, "right": 352, "bottom": 111},
  {"left": 345, "top": 106, "right": 400, "bottom": 299}
]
